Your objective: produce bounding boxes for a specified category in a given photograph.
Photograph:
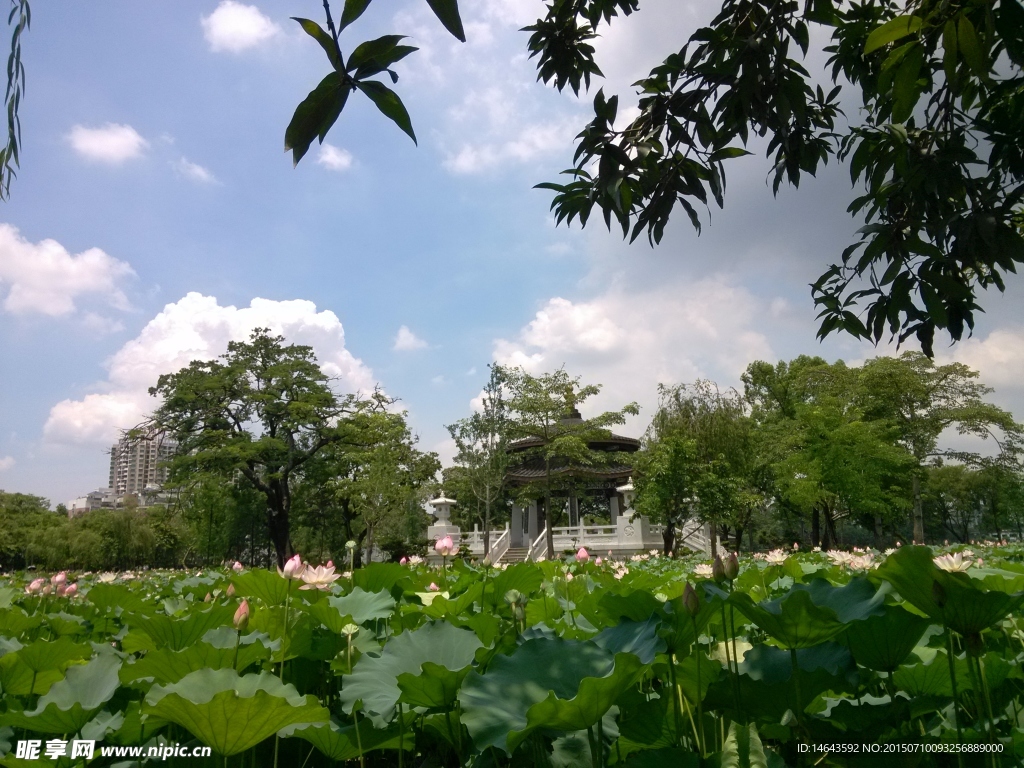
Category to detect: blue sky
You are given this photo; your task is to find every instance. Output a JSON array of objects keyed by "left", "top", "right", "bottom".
[{"left": 1, "top": 0, "right": 1021, "bottom": 505}]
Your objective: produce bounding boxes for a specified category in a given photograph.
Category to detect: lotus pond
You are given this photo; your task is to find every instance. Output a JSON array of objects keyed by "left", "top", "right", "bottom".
[{"left": 1, "top": 544, "right": 1024, "bottom": 767}]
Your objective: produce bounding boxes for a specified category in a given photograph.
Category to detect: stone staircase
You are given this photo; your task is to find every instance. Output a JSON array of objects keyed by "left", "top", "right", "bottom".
[{"left": 498, "top": 547, "right": 530, "bottom": 564}]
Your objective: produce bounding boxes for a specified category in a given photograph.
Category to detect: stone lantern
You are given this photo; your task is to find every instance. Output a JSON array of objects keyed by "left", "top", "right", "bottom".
[
  {"left": 616, "top": 479, "right": 636, "bottom": 514},
  {"left": 427, "top": 492, "right": 459, "bottom": 544}
]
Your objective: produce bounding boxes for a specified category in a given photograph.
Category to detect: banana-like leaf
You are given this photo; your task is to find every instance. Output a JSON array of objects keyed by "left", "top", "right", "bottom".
[{"left": 144, "top": 669, "right": 329, "bottom": 755}]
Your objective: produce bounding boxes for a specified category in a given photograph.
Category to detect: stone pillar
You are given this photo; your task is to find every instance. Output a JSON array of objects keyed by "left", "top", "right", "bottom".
[
  {"left": 511, "top": 504, "right": 524, "bottom": 547},
  {"left": 528, "top": 501, "right": 539, "bottom": 544},
  {"left": 609, "top": 493, "right": 620, "bottom": 525},
  {"left": 569, "top": 491, "right": 579, "bottom": 528}
]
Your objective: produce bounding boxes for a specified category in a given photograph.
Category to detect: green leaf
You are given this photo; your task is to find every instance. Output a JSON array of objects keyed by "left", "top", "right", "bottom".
[
  {"left": 124, "top": 606, "right": 234, "bottom": 651},
  {"left": 2, "top": 654, "right": 121, "bottom": 734},
  {"left": 280, "top": 717, "right": 412, "bottom": 761},
  {"left": 708, "top": 147, "right": 753, "bottom": 162},
  {"left": 87, "top": 583, "right": 152, "bottom": 614},
  {"left": 459, "top": 637, "right": 643, "bottom": 754},
  {"left": 339, "top": 621, "right": 482, "bottom": 723},
  {"left": 284, "top": 72, "right": 350, "bottom": 166},
  {"left": 293, "top": 18, "right": 342, "bottom": 70},
  {"left": 144, "top": 669, "right": 329, "bottom": 756},
  {"left": 592, "top": 616, "right": 665, "bottom": 664},
  {"left": 339, "top": 0, "right": 372, "bottom": 32},
  {"left": 722, "top": 722, "right": 768, "bottom": 768},
  {"left": 354, "top": 80, "right": 417, "bottom": 144},
  {"left": 0, "top": 637, "right": 92, "bottom": 696},
  {"left": 424, "top": 0, "right": 466, "bottom": 42},
  {"left": 232, "top": 569, "right": 292, "bottom": 606},
  {"left": 120, "top": 641, "right": 270, "bottom": 686},
  {"left": 329, "top": 587, "right": 396, "bottom": 625},
  {"left": 353, "top": 563, "right": 409, "bottom": 595},
  {"left": 864, "top": 15, "right": 923, "bottom": 54},
  {"left": 843, "top": 603, "right": 930, "bottom": 672},
  {"left": 347, "top": 35, "right": 410, "bottom": 73},
  {"left": 891, "top": 43, "right": 923, "bottom": 123},
  {"left": 956, "top": 16, "right": 986, "bottom": 75}
]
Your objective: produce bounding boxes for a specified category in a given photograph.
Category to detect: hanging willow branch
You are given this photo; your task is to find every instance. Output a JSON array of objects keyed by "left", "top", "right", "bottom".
[{"left": 1, "top": 0, "right": 29, "bottom": 201}]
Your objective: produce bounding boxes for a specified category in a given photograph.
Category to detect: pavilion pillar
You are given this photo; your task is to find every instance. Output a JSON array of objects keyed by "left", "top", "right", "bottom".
[
  {"left": 609, "top": 493, "right": 620, "bottom": 525},
  {"left": 569, "top": 491, "right": 579, "bottom": 528},
  {"left": 511, "top": 504, "right": 524, "bottom": 547},
  {"left": 527, "top": 501, "right": 539, "bottom": 544}
]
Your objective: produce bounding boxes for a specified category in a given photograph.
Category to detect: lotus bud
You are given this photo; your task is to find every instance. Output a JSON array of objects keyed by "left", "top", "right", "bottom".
[
  {"left": 595, "top": 557, "right": 603, "bottom": 566},
  {"left": 204, "top": 592, "right": 212, "bottom": 603},
  {"left": 724, "top": 553, "right": 739, "bottom": 580},
  {"left": 278, "top": 554, "right": 306, "bottom": 580},
  {"left": 428, "top": 582, "right": 440, "bottom": 592},
  {"left": 26, "top": 578, "right": 45, "bottom": 595},
  {"left": 233, "top": 599, "right": 250, "bottom": 631},
  {"left": 434, "top": 536, "right": 454, "bottom": 557},
  {"left": 712, "top": 556, "right": 727, "bottom": 584},
  {"left": 482, "top": 554, "right": 492, "bottom": 568},
  {"left": 400, "top": 556, "right": 408, "bottom": 565},
  {"left": 326, "top": 560, "right": 333, "bottom": 568},
  {"left": 565, "top": 572, "right": 574, "bottom": 582},
  {"left": 63, "top": 583, "right": 77, "bottom": 598},
  {"left": 226, "top": 583, "right": 236, "bottom": 597},
  {"left": 682, "top": 582, "right": 700, "bottom": 617},
  {"left": 52, "top": 571, "right": 67, "bottom": 587},
  {"left": 576, "top": 547, "right": 590, "bottom": 563},
  {"left": 41, "top": 584, "right": 52, "bottom": 595},
  {"left": 232, "top": 561, "right": 244, "bottom": 572}
]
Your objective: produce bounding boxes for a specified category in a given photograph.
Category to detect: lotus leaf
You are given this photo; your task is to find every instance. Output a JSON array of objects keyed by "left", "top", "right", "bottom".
[
  {"left": 593, "top": 616, "right": 665, "bottom": 664},
  {"left": 231, "top": 569, "right": 292, "bottom": 605},
  {"left": 0, "top": 608, "right": 40, "bottom": 638},
  {"left": 124, "top": 606, "right": 234, "bottom": 650},
  {"left": 353, "top": 563, "right": 409, "bottom": 595},
  {"left": 87, "top": 583, "right": 152, "bottom": 614},
  {"left": 144, "top": 668, "right": 329, "bottom": 755},
  {"left": 875, "top": 545, "right": 1024, "bottom": 635},
  {"left": 0, "top": 637, "right": 92, "bottom": 695},
  {"left": 621, "top": 748, "right": 701, "bottom": 767},
  {"left": 489, "top": 563, "right": 544, "bottom": 607},
  {"left": 120, "top": 640, "right": 271, "bottom": 686},
  {"left": 329, "top": 587, "right": 396, "bottom": 625},
  {"left": 843, "top": 603, "right": 930, "bottom": 672},
  {"left": 280, "top": 717, "right": 412, "bottom": 760},
  {"left": 339, "top": 621, "right": 482, "bottom": 723},
  {"left": 2, "top": 654, "right": 121, "bottom": 734},
  {"left": 458, "top": 636, "right": 643, "bottom": 754},
  {"left": 722, "top": 721, "right": 768, "bottom": 768}
]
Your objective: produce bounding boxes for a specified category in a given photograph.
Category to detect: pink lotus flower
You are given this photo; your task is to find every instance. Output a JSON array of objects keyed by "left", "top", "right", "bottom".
[
  {"left": 233, "top": 599, "right": 250, "bottom": 631},
  {"left": 434, "top": 536, "right": 454, "bottom": 557},
  {"left": 576, "top": 547, "right": 590, "bottom": 563},
  {"left": 204, "top": 592, "right": 213, "bottom": 603},
  {"left": 300, "top": 563, "right": 341, "bottom": 591},
  {"left": 326, "top": 560, "right": 333, "bottom": 568},
  {"left": 232, "top": 561, "right": 244, "bottom": 572},
  {"left": 25, "top": 578, "right": 45, "bottom": 595},
  {"left": 565, "top": 572, "right": 574, "bottom": 582},
  {"left": 595, "top": 557, "right": 603, "bottom": 566},
  {"left": 226, "top": 583, "right": 236, "bottom": 597},
  {"left": 62, "top": 583, "right": 78, "bottom": 598},
  {"left": 277, "top": 554, "right": 306, "bottom": 580},
  {"left": 428, "top": 582, "right": 440, "bottom": 591},
  {"left": 41, "top": 584, "right": 52, "bottom": 595},
  {"left": 52, "top": 571, "right": 67, "bottom": 588},
  {"left": 400, "top": 557, "right": 408, "bottom": 565}
]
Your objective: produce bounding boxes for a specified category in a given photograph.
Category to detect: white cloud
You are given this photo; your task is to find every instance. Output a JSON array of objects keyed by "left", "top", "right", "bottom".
[
  {"left": 44, "top": 293, "right": 375, "bottom": 445},
  {"left": 201, "top": 1, "right": 279, "bottom": 53},
  {"left": 394, "top": 325, "right": 429, "bottom": 351},
  {"left": 174, "top": 157, "right": 218, "bottom": 184},
  {"left": 443, "top": 118, "right": 578, "bottom": 174},
  {"left": 0, "top": 456, "right": 14, "bottom": 471},
  {"left": 0, "top": 224, "right": 135, "bottom": 317},
  {"left": 938, "top": 328, "right": 1024, "bottom": 393},
  {"left": 317, "top": 144, "right": 353, "bottom": 172},
  {"left": 491, "top": 278, "right": 776, "bottom": 429},
  {"left": 67, "top": 124, "right": 148, "bottom": 164}
]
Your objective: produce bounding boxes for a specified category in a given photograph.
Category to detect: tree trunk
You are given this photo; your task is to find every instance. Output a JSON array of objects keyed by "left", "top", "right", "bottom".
[
  {"left": 709, "top": 522, "right": 718, "bottom": 559},
  {"left": 365, "top": 524, "right": 374, "bottom": 564},
  {"left": 811, "top": 508, "right": 820, "bottom": 549},
  {"left": 912, "top": 472, "right": 925, "bottom": 543},
  {"left": 662, "top": 518, "right": 676, "bottom": 556},
  {"left": 483, "top": 489, "right": 491, "bottom": 556},
  {"left": 734, "top": 526, "right": 744, "bottom": 554},
  {"left": 873, "top": 516, "right": 883, "bottom": 550},
  {"left": 267, "top": 506, "right": 292, "bottom": 569}
]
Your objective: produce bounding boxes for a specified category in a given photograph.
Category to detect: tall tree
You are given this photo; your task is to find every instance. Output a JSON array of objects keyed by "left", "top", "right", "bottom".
[
  {"left": 642, "top": 381, "right": 752, "bottom": 557},
  {"left": 145, "top": 328, "right": 384, "bottom": 568},
  {"left": 446, "top": 365, "right": 512, "bottom": 555},
  {"left": 857, "top": 351, "right": 1021, "bottom": 543},
  {"left": 504, "top": 367, "right": 638, "bottom": 558}
]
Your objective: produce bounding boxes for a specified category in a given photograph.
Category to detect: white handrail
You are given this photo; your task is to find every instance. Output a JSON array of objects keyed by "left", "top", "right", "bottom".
[
  {"left": 528, "top": 526, "right": 548, "bottom": 560},
  {"left": 489, "top": 527, "right": 511, "bottom": 563}
]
